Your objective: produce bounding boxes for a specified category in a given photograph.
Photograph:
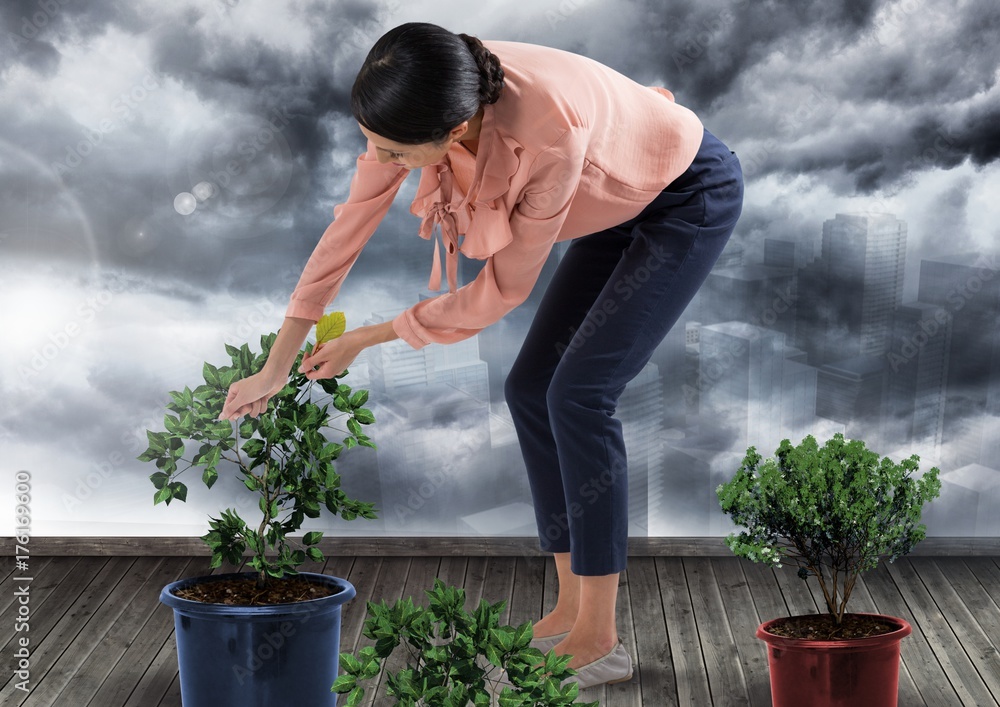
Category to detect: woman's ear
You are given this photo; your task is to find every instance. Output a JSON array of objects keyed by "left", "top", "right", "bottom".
[{"left": 448, "top": 120, "right": 470, "bottom": 143}]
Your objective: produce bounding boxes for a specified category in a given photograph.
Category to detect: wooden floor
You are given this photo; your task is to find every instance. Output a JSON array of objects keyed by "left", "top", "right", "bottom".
[{"left": 2, "top": 555, "right": 1000, "bottom": 706}]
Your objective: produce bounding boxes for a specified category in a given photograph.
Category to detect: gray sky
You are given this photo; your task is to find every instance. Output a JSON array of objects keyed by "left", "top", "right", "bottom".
[{"left": 1, "top": 0, "right": 998, "bottom": 534}]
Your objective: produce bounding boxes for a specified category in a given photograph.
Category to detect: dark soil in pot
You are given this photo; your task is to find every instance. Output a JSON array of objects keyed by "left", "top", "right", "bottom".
[
  {"left": 169, "top": 575, "right": 340, "bottom": 605},
  {"left": 765, "top": 613, "right": 898, "bottom": 640}
]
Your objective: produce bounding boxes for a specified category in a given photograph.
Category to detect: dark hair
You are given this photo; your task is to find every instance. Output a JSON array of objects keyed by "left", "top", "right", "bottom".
[{"left": 350, "top": 23, "right": 504, "bottom": 145}]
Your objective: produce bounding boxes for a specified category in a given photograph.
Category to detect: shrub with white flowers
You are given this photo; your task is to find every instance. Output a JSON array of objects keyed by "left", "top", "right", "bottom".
[{"left": 717, "top": 433, "right": 941, "bottom": 625}]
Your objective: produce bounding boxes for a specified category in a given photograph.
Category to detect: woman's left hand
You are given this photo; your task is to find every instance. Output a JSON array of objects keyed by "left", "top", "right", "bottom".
[{"left": 299, "top": 331, "right": 363, "bottom": 380}]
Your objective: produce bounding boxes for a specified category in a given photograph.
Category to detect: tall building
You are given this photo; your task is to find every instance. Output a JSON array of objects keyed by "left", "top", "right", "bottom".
[
  {"left": 618, "top": 362, "right": 665, "bottom": 536},
  {"left": 365, "top": 307, "right": 489, "bottom": 402},
  {"left": 916, "top": 253, "right": 1000, "bottom": 467},
  {"left": 699, "top": 322, "right": 786, "bottom": 453},
  {"left": 796, "top": 213, "right": 907, "bottom": 365},
  {"left": 884, "top": 302, "right": 951, "bottom": 460},
  {"left": 698, "top": 264, "right": 796, "bottom": 340},
  {"left": 815, "top": 355, "right": 887, "bottom": 447}
]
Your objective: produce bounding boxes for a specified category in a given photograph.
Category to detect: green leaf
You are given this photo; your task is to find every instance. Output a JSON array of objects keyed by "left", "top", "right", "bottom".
[
  {"left": 315, "top": 311, "right": 347, "bottom": 344},
  {"left": 202, "top": 467, "right": 218, "bottom": 489},
  {"left": 149, "top": 472, "right": 169, "bottom": 489},
  {"left": 202, "top": 362, "right": 221, "bottom": 387},
  {"left": 154, "top": 486, "right": 172, "bottom": 505},
  {"left": 242, "top": 438, "right": 265, "bottom": 457},
  {"left": 331, "top": 673, "right": 357, "bottom": 693},
  {"left": 346, "top": 686, "right": 364, "bottom": 707},
  {"left": 303, "top": 531, "right": 323, "bottom": 545},
  {"left": 349, "top": 390, "right": 369, "bottom": 408},
  {"left": 354, "top": 408, "right": 375, "bottom": 425},
  {"left": 169, "top": 482, "right": 188, "bottom": 503}
]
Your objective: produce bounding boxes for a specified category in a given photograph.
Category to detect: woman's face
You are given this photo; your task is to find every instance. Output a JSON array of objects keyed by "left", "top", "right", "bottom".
[{"left": 359, "top": 123, "right": 467, "bottom": 169}]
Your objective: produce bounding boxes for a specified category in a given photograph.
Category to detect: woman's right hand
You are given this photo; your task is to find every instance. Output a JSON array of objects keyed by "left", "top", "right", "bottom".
[{"left": 218, "top": 369, "right": 287, "bottom": 421}]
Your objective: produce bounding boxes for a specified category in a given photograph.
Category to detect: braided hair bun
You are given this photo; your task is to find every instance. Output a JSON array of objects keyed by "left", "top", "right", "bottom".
[
  {"left": 458, "top": 34, "right": 505, "bottom": 104},
  {"left": 352, "top": 23, "right": 505, "bottom": 144}
]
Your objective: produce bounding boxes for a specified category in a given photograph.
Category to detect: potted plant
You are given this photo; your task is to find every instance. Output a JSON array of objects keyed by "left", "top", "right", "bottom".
[
  {"left": 716, "top": 433, "right": 941, "bottom": 707},
  {"left": 141, "top": 313, "right": 378, "bottom": 707},
  {"left": 332, "top": 578, "right": 599, "bottom": 707}
]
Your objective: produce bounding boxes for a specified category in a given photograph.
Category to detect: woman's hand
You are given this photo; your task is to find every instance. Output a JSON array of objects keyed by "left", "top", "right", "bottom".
[
  {"left": 218, "top": 370, "right": 287, "bottom": 421},
  {"left": 299, "top": 331, "right": 364, "bottom": 381}
]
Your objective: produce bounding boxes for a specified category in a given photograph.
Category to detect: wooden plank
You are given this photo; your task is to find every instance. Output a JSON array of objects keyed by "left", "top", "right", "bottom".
[
  {"left": 964, "top": 557, "right": 1000, "bottom": 612},
  {"left": 481, "top": 556, "right": 516, "bottom": 627},
  {"left": 0, "top": 556, "right": 121, "bottom": 704},
  {"left": 85, "top": 556, "right": 213, "bottom": 707},
  {"left": 506, "top": 556, "right": 545, "bottom": 631},
  {"left": 626, "top": 557, "right": 676, "bottom": 705},
  {"left": 0, "top": 556, "right": 81, "bottom": 662},
  {"left": 770, "top": 565, "right": 819, "bottom": 617},
  {"left": 49, "top": 557, "right": 186, "bottom": 706},
  {"left": 655, "top": 556, "right": 711, "bottom": 706},
  {"left": 3, "top": 552, "right": 996, "bottom": 707},
  {"left": 740, "top": 560, "right": 790, "bottom": 624},
  {"left": 338, "top": 558, "right": 381, "bottom": 657},
  {"left": 865, "top": 561, "right": 960, "bottom": 707},
  {"left": 603, "top": 567, "right": 642, "bottom": 707},
  {"left": 685, "top": 558, "right": 750, "bottom": 706},
  {"left": 141, "top": 557, "right": 250, "bottom": 707},
  {"left": 886, "top": 558, "right": 997, "bottom": 707},
  {"left": 712, "top": 558, "right": 770, "bottom": 707},
  {"left": 0, "top": 556, "right": 53, "bottom": 618},
  {"left": 910, "top": 558, "right": 1000, "bottom": 701},
  {"left": 22, "top": 557, "right": 162, "bottom": 705},
  {"left": 434, "top": 556, "right": 468, "bottom": 590},
  {"left": 12, "top": 535, "right": 1000, "bottom": 557},
  {"left": 463, "top": 556, "right": 490, "bottom": 610}
]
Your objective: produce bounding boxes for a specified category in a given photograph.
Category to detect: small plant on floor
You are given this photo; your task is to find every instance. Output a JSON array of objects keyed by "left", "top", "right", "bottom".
[
  {"left": 332, "top": 579, "right": 600, "bottom": 706},
  {"left": 716, "top": 433, "right": 941, "bottom": 630},
  {"left": 139, "top": 312, "right": 378, "bottom": 592}
]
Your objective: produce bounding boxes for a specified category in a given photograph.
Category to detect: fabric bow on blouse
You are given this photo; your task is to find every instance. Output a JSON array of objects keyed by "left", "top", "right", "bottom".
[{"left": 411, "top": 132, "right": 524, "bottom": 294}]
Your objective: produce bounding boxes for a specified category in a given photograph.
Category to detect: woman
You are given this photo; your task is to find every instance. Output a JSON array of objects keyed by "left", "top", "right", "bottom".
[{"left": 220, "top": 22, "right": 743, "bottom": 689}]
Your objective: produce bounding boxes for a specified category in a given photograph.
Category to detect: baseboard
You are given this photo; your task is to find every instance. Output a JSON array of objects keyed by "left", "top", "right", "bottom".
[{"left": 2, "top": 536, "right": 997, "bottom": 557}]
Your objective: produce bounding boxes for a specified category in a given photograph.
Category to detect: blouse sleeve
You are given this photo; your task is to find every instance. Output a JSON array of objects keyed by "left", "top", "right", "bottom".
[
  {"left": 392, "top": 127, "right": 589, "bottom": 348},
  {"left": 285, "top": 140, "right": 408, "bottom": 322}
]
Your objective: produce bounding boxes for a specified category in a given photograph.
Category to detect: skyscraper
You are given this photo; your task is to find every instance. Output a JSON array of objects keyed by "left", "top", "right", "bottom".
[
  {"left": 699, "top": 322, "right": 786, "bottom": 453},
  {"left": 796, "top": 213, "right": 907, "bottom": 365},
  {"left": 365, "top": 307, "right": 489, "bottom": 402},
  {"left": 884, "top": 302, "right": 951, "bottom": 460},
  {"left": 618, "top": 361, "right": 664, "bottom": 536},
  {"left": 916, "top": 253, "right": 1000, "bottom": 467},
  {"left": 815, "top": 355, "right": 886, "bottom": 447}
]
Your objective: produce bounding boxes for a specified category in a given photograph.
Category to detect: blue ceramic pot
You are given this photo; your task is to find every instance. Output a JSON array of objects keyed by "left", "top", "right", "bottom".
[{"left": 159, "top": 571, "right": 356, "bottom": 707}]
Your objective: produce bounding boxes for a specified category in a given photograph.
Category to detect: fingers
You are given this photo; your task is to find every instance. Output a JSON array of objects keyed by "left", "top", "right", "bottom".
[
  {"left": 219, "top": 385, "right": 240, "bottom": 420},
  {"left": 304, "top": 362, "right": 340, "bottom": 380}
]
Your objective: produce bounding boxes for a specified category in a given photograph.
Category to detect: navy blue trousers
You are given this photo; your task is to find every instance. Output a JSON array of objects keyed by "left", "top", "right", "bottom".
[{"left": 504, "top": 128, "right": 744, "bottom": 575}]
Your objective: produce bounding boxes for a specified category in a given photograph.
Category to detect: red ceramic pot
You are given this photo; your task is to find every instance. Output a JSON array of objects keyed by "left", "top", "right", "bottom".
[{"left": 756, "top": 613, "right": 912, "bottom": 707}]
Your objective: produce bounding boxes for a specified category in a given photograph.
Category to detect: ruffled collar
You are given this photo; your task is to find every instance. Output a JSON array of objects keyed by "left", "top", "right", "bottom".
[{"left": 410, "top": 102, "right": 523, "bottom": 293}]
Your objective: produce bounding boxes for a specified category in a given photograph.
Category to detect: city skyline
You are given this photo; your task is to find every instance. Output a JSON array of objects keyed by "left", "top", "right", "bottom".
[{"left": 2, "top": 0, "right": 998, "bottom": 539}]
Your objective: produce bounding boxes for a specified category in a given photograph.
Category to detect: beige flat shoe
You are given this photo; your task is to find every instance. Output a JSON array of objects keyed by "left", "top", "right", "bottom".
[
  {"left": 563, "top": 640, "right": 634, "bottom": 689},
  {"left": 530, "top": 629, "right": 570, "bottom": 653}
]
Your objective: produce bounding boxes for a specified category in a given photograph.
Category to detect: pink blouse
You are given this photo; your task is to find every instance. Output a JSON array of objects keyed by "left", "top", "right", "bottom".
[{"left": 286, "top": 40, "right": 704, "bottom": 349}]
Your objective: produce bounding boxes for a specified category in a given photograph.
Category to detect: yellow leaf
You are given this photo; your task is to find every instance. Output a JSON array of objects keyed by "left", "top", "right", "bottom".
[{"left": 316, "top": 311, "right": 347, "bottom": 344}]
